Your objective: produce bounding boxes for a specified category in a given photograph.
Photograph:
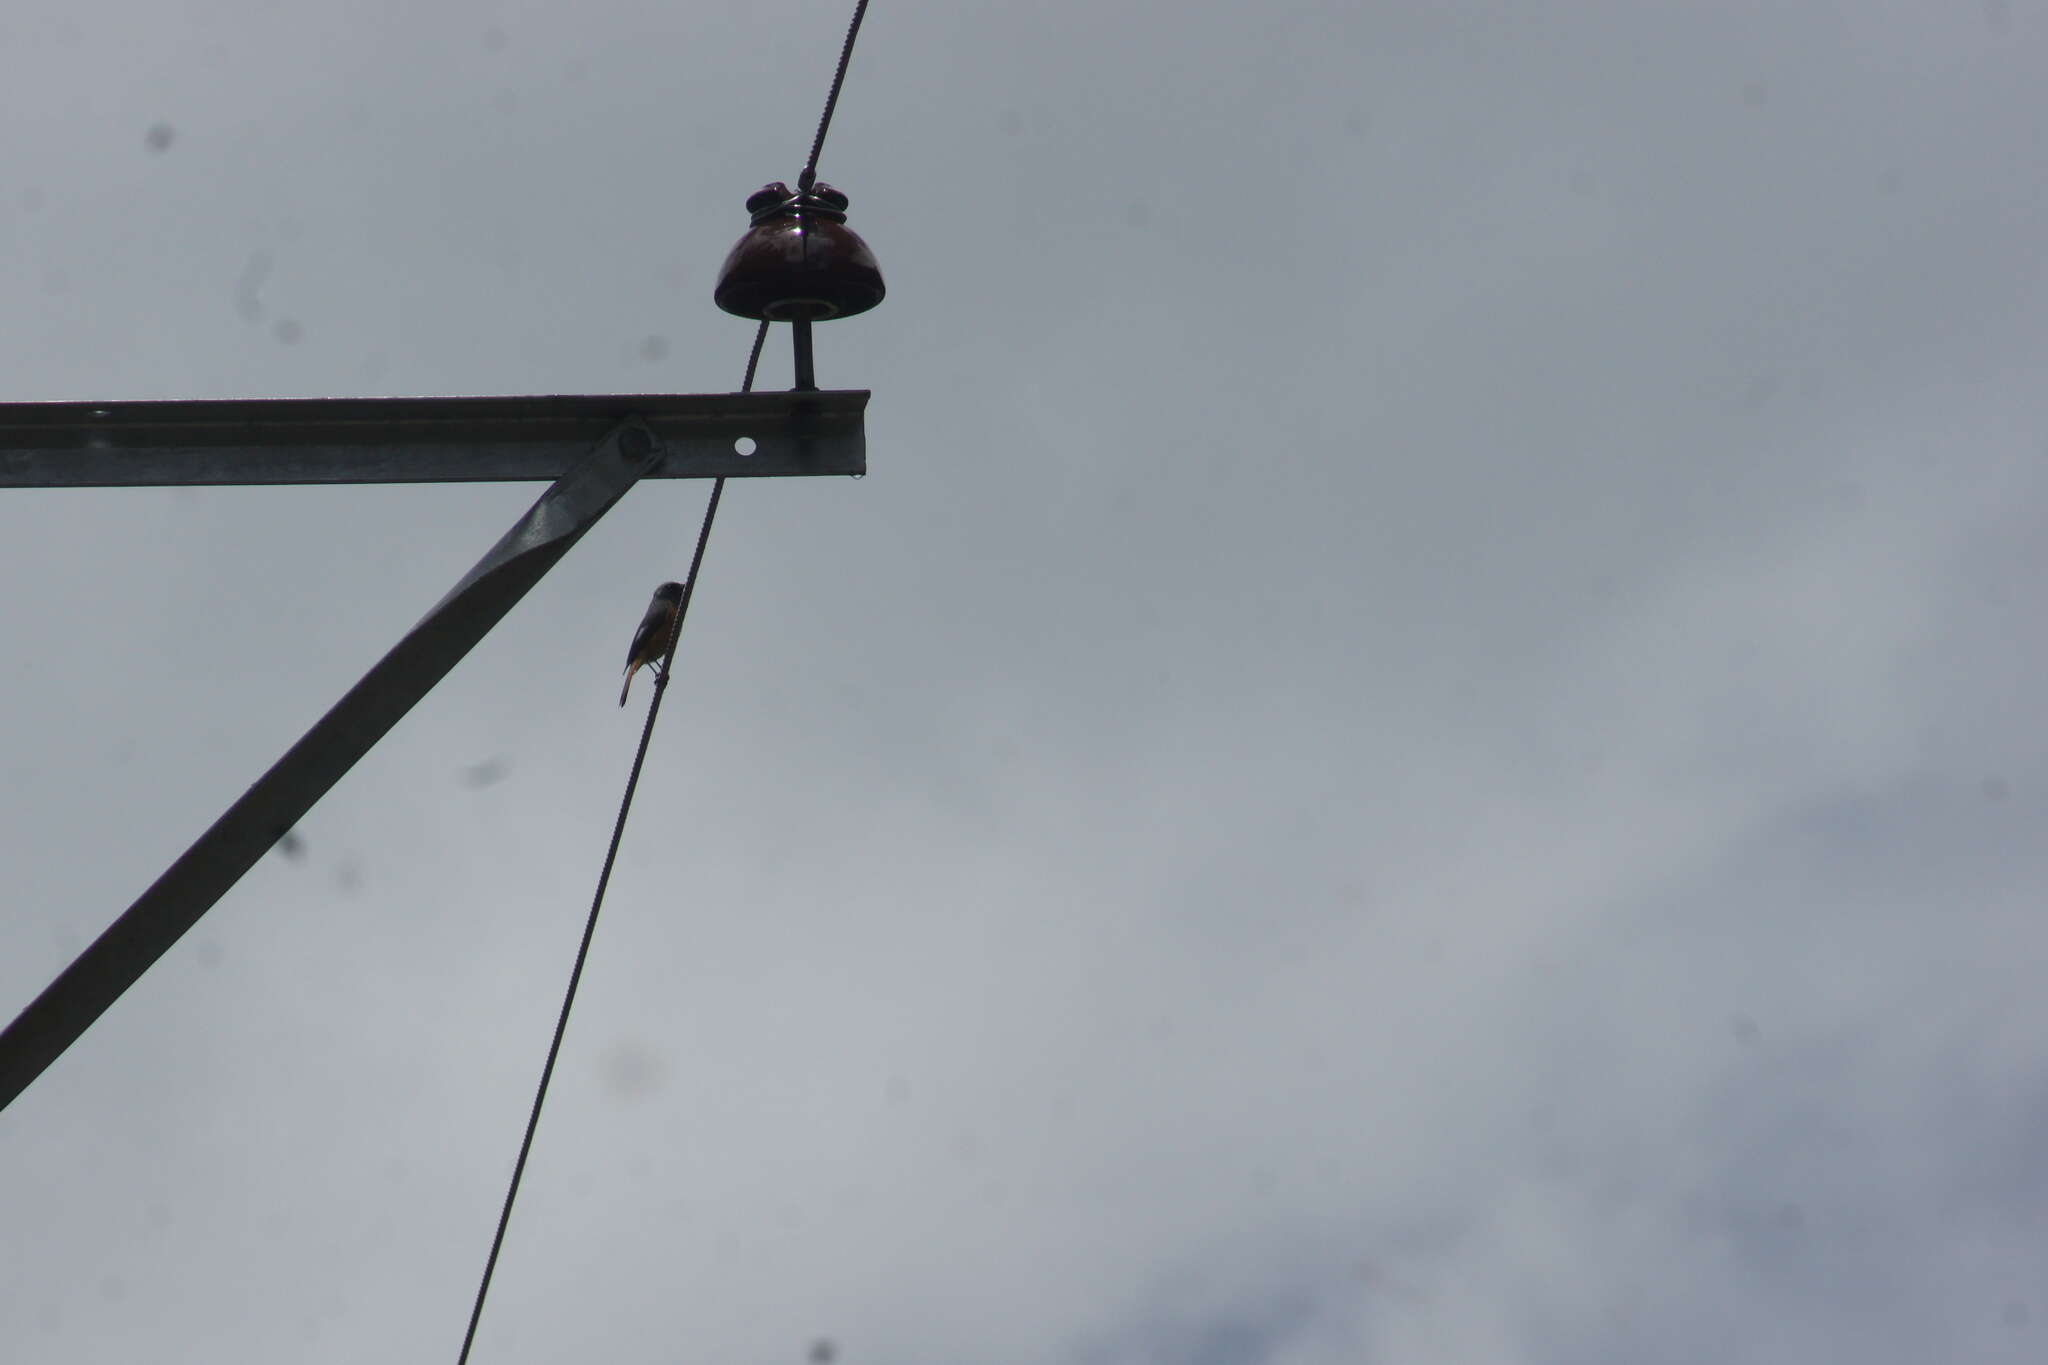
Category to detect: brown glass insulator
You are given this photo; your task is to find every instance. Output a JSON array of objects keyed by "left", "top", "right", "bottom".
[{"left": 713, "top": 181, "right": 886, "bottom": 322}]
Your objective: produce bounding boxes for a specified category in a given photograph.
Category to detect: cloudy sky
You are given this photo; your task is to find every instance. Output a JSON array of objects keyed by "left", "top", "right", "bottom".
[{"left": 4, "top": 1, "right": 2047, "bottom": 1360}]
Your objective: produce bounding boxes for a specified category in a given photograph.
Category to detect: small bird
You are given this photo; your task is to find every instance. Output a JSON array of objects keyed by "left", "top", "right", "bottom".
[{"left": 620, "top": 580, "right": 685, "bottom": 706}]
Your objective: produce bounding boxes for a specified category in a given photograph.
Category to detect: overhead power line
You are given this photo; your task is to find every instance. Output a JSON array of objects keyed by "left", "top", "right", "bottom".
[{"left": 453, "top": 2, "right": 880, "bottom": 1356}]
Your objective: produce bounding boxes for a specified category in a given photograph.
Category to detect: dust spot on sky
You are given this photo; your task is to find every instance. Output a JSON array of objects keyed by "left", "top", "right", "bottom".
[
  {"left": 462, "top": 755, "right": 511, "bottom": 788},
  {"left": 236, "top": 252, "right": 272, "bottom": 322},
  {"left": 599, "top": 1039, "right": 668, "bottom": 1101},
  {"left": 144, "top": 122, "right": 175, "bottom": 153}
]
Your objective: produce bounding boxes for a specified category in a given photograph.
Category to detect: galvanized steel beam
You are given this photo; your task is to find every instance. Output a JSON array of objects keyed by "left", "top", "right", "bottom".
[
  {"left": 0, "top": 416, "right": 676, "bottom": 1114},
  {"left": 0, "top": 389, "right": 865, "bottom": 487}
]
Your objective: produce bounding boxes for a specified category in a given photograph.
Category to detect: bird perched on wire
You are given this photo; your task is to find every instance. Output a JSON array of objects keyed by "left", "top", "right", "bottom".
[{"left": 620, "top": 580, "right": 685, "bottom": 706}]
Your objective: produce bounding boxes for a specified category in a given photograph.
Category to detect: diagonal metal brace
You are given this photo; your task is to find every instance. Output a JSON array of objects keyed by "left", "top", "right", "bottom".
[{"left": 0, "top": 417, "right": 669, "bottom": 1115}]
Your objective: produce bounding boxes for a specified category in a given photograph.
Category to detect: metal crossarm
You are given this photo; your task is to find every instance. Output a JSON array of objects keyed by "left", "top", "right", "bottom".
[{"left": 0, "top": 389, "right": 866, "bottom": 487}]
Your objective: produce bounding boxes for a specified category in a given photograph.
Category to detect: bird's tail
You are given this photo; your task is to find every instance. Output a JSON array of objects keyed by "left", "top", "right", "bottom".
[{"left": 619, "top": 663, "right": 640, "bottom": 707}]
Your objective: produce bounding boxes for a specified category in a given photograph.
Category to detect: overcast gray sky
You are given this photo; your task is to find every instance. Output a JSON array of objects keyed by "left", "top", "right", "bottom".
[{"left": 4, "top": 1, "right": 2047, "bottom": 1361}]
